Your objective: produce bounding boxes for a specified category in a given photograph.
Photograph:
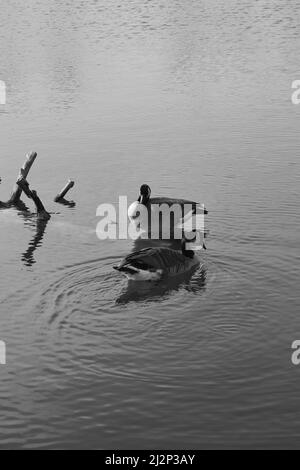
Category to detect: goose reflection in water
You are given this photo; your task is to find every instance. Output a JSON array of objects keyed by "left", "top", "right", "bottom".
[{"left": 116, "top": 237, "right": 207, "bottom": 305}]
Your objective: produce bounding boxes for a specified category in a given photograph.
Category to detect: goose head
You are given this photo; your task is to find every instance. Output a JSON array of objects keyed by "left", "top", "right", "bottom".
[{"left": 138, "top": 184, "right": 151, "bottom": 205}]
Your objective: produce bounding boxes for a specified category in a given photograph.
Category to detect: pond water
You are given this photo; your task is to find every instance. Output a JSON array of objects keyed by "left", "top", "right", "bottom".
[{"left": 0, "top": 0, "right": 299, "bottom": 449}]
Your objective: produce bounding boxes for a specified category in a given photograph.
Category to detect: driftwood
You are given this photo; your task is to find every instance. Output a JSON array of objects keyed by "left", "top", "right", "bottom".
[
  {"left": 54, "top": 179, "right": 75, "bottom": 203},
  {"left": 17, "top": 177, "right": 51, "bottom": 221},
  {"left": 1, "top": 151, "right": 78, "bottom": 266},
  {"left": 1, "top": 151, "right": 75, "bottom": 216},
  {"left": 7, "top": 151, "right": 37, "bottom": 205},
  {"left": 0, "top": 152, "right": 37, "bottom": 208}
]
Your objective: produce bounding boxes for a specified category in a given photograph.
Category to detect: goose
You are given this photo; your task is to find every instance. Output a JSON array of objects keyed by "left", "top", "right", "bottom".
[
  {"left": 128, "top": 184, "right": 208, "bottom": 239},
  {"left": 113, "top": 241, "right": 202, "bottom": 281},
  {"left": 137, "top": 184, "right": 208, "bottom": 213}
]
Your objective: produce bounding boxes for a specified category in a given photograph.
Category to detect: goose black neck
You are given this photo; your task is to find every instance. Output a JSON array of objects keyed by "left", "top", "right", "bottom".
[
  {"left": 138, "top": 194, "right": 150, "bottom": 205},
  {"left": 139, "top": 184, "right": 151, "bottom": 205},
  {"left": 183, "top": 250, "right": 195, "bottom": 259},
  {"left": 182, "top": 246, "right": 195, "bottom": 259}
]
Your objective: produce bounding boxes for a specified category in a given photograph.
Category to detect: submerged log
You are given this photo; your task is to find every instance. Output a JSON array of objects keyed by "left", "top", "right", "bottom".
[
  {"left": 54, "top": 179, "right": 75, "bottom": 203},
  {"left": 17, "top": 176, "right": 51, "bottom": 221},
  {"left": 7, "top": 151, "right": 37, "bottom": 205}
]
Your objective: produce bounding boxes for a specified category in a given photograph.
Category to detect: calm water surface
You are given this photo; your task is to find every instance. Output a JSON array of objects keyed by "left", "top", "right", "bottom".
[{"left": 0, "top": 0, "right": 300, "bottom": 449}]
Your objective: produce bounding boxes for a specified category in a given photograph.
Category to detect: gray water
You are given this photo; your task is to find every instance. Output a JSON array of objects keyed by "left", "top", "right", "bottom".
[{"left": 0, "top": 0, "right": 300, "bottom": 450}]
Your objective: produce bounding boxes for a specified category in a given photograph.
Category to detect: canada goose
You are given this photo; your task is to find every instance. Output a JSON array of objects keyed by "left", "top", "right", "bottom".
[
  {"left": 116, "top": 264, "right": 207, "bottom": 304},
  {"left": 137, "top": 184, "right": 208, "bottom": 214},
  {"left": 128, "top": 185, "right": 208, "bottom": 239},
  {"left": 114, "top": 241, "right": 201, "bottom": 281}
]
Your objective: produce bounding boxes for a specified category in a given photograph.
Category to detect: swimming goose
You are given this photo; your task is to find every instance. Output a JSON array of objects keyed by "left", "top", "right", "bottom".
[
  {"left": 114, "top": 241, "right": 201, "bottom": 281},
  {"left": 135, "top": 184, "right": 208, "bottom": 214},
  {"left": 128, "top": 185, "right": 208, "bottom": 239}
]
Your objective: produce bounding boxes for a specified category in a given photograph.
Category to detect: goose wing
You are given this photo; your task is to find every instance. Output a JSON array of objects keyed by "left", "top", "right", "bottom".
[
  {"left": 118, "top": 248, "right": 187, "bottom": 272},
  {"left": 150, "top": 197, "right": 197, "bottom": 206},
  {"left": 150, "top": 197, "right": 208, "bottom": 214}
]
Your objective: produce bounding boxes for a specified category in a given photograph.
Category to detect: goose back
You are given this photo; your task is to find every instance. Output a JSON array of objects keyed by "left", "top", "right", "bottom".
[{"left": 117, "top": 247, "right": 199, "bottom": 277}]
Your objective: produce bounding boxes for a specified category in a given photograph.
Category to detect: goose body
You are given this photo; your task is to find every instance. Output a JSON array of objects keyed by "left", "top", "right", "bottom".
[
  {"left": 114, "top": 245, "right": 200, "bottom": 281},
  {"left": 136, "top": 185, "right": 207, "bottom": 213},
  {"left": 128, "top": 185, "right": 208, "bottom": 239}
]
